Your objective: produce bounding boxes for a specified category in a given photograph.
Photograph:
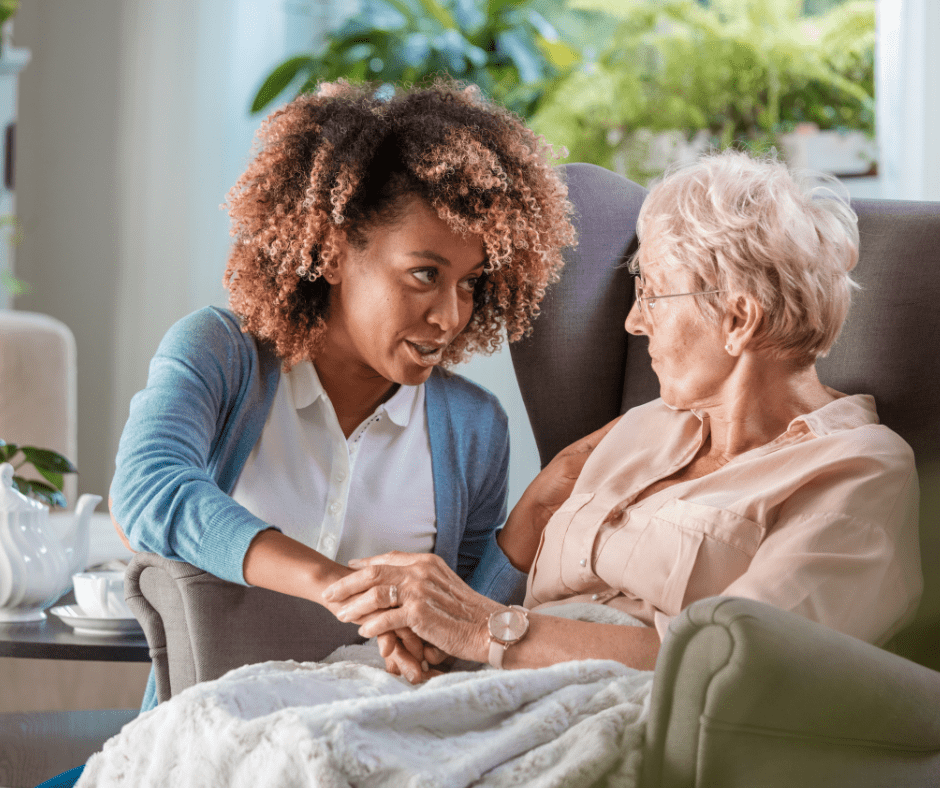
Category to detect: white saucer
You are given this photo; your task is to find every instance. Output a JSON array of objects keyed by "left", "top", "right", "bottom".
[{"left": 50, "top": 605, "right": 144, "bottom": 637}]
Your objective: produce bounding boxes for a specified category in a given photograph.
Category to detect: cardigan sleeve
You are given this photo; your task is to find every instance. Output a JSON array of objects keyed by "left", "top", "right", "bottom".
[
  {"left": 453, "top": 381, "right": 528, "bottom": 605},
  {"left": 109, "top": 308, "right": 276, "bottom": 585},
  {"left": 465, "top": 415, "right": 528, "bottom": 605}
]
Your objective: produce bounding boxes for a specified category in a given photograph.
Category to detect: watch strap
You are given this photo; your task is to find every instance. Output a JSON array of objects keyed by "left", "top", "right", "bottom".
[{"left": 488, "top": 639, "right": 509, "bottom": 669}]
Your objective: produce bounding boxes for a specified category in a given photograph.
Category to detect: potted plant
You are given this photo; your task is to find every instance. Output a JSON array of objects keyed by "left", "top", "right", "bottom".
[
  {"left": 250, "top": 0, "right": 605, "bottom": 119},
  {"left": 0, "top": 213, "right": 25, "bottom": 298},
  {"left": 530, "top": 0, "right": 875, "bottom": 182},
  {"left": 0, "top": 439, "right": 76, "bottom": 507},
  {"left": 0, "top": 0, "right": 17, "bottom": 27},
  {"left": 0, "top": 0, "right": 18, "bottom": 53}
]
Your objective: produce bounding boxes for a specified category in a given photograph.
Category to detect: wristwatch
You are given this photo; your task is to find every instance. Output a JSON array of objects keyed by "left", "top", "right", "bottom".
[{"left": 487, "top": 605, "right": 530, "bottom": 669}]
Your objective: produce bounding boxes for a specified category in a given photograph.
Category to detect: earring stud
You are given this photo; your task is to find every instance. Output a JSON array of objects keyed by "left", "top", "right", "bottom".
[{"left": 725, "top": 344, "right": 733, "bottom": 352}]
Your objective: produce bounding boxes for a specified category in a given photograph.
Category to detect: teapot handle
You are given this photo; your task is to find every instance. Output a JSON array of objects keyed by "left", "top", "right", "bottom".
[{"left": 63, "top": 493, "right": 103, "bottom": 577}]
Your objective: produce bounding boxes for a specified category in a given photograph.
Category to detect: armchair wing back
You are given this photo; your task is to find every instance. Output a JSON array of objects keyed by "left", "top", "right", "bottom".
[
  {"left": 816, "top": 199, "right": 940, "bottom": 667},
  {"left": 509, "top": 162, "right": 940, "bottom": 668}
]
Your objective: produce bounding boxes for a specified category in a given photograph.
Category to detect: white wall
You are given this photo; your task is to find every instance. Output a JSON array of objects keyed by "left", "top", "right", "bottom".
[
  {"left": 877, "top": 0, "right": 940, "bottom": 201},
  {"left": 13, "top": 0, "right": 301, "bottom": 500},
  {"left": 14, "top": 0, "right": 125, "bottom": 500}
]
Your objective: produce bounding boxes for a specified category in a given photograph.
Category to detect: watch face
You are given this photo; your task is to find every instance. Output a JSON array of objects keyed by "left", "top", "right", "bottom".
[{"left": 489, "top": 608, "right": 528, "bottom": 643}]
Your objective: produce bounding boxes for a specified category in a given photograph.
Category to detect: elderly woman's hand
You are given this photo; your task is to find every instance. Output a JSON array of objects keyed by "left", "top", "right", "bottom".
[
  {"left": 323, "top": 552, "right": 502, "bottom": 678},
  {"left": 498, "top": 416, "right": 621, "bottom": 571}
]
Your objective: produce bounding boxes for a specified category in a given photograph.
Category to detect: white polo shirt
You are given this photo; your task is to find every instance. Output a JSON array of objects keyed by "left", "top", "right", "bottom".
[{"left": 230, "top": 361, "right": 437, "bottom": 566}]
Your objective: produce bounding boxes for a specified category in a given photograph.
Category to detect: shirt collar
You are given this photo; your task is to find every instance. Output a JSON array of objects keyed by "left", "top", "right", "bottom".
[
  {"left": 379, "top": 383, "right": 421, "bottom": 427},
  {"left": 788, "top": 393, "right": 879, "bottom": 437},
  {"left": 286, "top": 361, "right": 420, "bottom": 427},
  {"left": 286, "top": 361, "right": 324, "bottom": 410},
  {"left": 688, "top": 393, "right": 878, "bottom": 439}
]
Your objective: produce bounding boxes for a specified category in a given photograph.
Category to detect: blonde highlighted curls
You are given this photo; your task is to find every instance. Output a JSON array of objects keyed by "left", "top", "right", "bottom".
[{"left": 223, "top": 79, "right": 575, "bottom": 368}]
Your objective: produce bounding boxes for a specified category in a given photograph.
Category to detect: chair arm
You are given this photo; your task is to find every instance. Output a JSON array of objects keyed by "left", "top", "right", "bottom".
[
  {"left": 642, "top": 597, "right": 940, "bottom": 788},
  {"left": 125, "top": 553, "right": 363, "bottom": 702}
]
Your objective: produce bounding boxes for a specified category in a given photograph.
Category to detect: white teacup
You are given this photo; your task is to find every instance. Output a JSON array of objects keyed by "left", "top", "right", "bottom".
[{"left": 72, "top": 571, "right": 132, "bottom": 618}]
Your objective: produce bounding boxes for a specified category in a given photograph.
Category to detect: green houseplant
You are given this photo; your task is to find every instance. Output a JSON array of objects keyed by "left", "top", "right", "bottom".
[
  {"left": 0, "top": 0, "right": 18, "bottom": 55},
  {"left": 251, "top": 0, "right": 605, "bottom": 119},
  {"left": 530, "top": 0, "right": 875, "bottom": 182},
  {"left": 0, "top": 440, "right": 76, "bottom": 508},
  {"left": 0, "top": 269, "right": 27, "bottom": 297},
  {"left": 0, "top": 0, "right": 18, "bottom": 30}
]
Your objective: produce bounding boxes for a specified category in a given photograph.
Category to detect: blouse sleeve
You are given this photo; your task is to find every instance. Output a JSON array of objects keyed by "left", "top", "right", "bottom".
[
  {"left": 656, "top": 435, "right": 923, "bottom": 646},
  {"left": 109, "top": 308, "right": 275, "bottom": 585}
]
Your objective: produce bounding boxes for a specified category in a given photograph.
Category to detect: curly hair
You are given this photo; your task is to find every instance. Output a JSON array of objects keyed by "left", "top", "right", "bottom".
[{"left": 223, "top": 79, "right": 575, "bottom": 368}]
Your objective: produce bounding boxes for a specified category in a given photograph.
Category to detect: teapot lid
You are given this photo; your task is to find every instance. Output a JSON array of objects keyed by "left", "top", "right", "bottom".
[{"left": 0, "top": 462, "right": 47, "bottom": 514}]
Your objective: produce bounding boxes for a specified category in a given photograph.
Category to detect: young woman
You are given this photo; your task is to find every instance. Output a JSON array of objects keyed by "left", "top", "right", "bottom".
[{"left": 108, "top": 80, "right": 576, "bottom": 708}]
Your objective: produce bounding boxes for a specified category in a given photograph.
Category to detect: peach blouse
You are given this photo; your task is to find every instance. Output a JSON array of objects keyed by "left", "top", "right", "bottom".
[{"left": 524, "top": 395, "right": 922, "bottom": 645}]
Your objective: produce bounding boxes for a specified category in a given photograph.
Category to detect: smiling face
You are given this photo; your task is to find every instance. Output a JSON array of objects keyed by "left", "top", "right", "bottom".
[
  {"left": 321, "top": 196, "right": 486, "bottom": 390},
  {"left": 624, "top": 244, "right": 731, "bottom": 410}
]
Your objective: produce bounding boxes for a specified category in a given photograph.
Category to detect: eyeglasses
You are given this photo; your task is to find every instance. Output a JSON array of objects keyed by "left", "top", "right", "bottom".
[{"left": 633, "top": 278, "right": 727, "bottom": 318}]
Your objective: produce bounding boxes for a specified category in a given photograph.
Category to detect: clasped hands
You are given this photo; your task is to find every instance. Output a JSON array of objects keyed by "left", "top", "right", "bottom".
[
  {"left": 321, "top": 419, "right": 616, "bottom": 683},
  {"left": 323, "top": 552, "right": 503, "bottom": 683}
]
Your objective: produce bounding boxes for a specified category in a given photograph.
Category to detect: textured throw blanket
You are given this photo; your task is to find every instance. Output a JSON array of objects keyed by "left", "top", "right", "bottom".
[{"left": 77, "top": 605, "right": 654, "bottom": 788}]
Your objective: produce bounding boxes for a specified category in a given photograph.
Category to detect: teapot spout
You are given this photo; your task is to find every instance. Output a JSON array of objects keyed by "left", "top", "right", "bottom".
[{"left": 62, "top": 493, "right": 103, "bottom": 577}]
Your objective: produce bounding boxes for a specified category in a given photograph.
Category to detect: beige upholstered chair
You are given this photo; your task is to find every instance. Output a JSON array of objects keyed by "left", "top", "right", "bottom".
[{"left": 0, "top": 310, "right": 77, "bottom": 505}]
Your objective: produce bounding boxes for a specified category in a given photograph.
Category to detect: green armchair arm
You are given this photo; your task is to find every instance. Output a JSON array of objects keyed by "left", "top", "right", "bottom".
[{"left": 642, "top": 597, "right": 940, "bottom": 788}]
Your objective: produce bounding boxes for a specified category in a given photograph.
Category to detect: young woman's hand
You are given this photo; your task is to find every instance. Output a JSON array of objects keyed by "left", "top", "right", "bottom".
[{"left": 375, "top": 629, "right": 441, "bottom": 683}]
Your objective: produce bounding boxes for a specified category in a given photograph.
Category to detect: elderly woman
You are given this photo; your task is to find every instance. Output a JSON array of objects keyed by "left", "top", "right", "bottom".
[{"left": 326, "top": 149, "right": 922, "bottom": 676}]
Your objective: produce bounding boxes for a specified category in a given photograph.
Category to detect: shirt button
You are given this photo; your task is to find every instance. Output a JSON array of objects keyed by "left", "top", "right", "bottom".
[
  {"left": 323, "top": 535, "right": 336, "bottom": 549},
  {"left": 329, "top": 501, "right": 342, "bottom": 515},
  {"left": 579, "top": 558, "right": 587, "bottom": 567},
  {"left": 335, "top": 471, "right": 346, "bottom": 482}
]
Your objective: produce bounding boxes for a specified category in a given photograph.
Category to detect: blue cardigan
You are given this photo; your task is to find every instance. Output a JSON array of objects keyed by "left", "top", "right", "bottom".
[{"left": 110, "top": 306, "right": 526, "bottom": 603}]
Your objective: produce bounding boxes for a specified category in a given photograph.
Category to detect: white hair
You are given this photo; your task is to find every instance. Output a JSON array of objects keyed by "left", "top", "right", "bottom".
[{"left": 633, "top": 149, "right": 860, "bottom": 366}]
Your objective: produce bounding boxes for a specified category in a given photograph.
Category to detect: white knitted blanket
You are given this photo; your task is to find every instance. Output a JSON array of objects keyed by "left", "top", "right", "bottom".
[{"left": 77, "top": 605, "right": 654, "bottom": 788}]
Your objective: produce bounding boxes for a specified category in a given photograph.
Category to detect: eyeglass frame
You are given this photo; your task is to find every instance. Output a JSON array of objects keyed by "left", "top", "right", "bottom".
[{"left": 630, "top": 273, "right": 727, "bottom": 317}]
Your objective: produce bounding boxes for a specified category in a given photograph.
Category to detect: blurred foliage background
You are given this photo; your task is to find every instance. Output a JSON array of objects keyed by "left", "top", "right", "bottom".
[{"left": 252, "top": 0, "right": 874, "bottom": 183}]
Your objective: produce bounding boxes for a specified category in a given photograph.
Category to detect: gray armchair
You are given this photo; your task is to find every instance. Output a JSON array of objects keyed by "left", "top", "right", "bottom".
[{"left": 126, "top": 163, "right": 940, "bottom": 786}]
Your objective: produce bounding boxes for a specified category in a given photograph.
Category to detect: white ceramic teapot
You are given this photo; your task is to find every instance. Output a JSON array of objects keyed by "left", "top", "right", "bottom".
[{"left": 0, "top": 462, "right": 102, "bottom": 621}]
